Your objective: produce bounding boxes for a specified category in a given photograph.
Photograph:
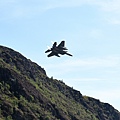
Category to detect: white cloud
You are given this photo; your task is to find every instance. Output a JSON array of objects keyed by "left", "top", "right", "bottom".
[
  {"left": 61, "top": 55, "right": 120, "bottom": 69},
  {"left": 48, "top": 0, "right": 120, "bottom": 25},
  {"left": 64, "top": 78, "right": 107, "bottom": 83},
  {"left": 95, "top": 0, "right": 120, "bottom": 13},
  {"left": 0, "top": 0, "right": 16, "bottom": 4},
  {"left": 45, "top": 55, "right": 120, "bottom": 79},
  {"left": 89, "top": 29, "right": 103, "bottom": 39},
  {"left": 1, "top": 0, "right": 120, "bottom": 20},
  {"left": 84, "top": 88, "right": 120, "bottom": 110},
  {"left": 106, "top": 18, "right": 120, "bottom": 25},
  {"left": 43, "top": 0, "right": 120, "bottom": 13}
]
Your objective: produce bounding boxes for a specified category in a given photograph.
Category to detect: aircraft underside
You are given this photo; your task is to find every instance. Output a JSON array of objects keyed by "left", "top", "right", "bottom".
[{"left": 45, "top": 41, "right": 73, "bottom": 57}]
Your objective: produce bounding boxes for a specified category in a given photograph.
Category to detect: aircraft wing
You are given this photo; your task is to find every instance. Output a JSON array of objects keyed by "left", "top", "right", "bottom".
[
  {"left": 47, "top": 51, "right": 60, "bottom": 57},
  {"left": 57, "top": 41, "right": 65, "bottom": 48},
  {"left": 45, "top": 49, "right": 51, "bottom": 53},
  {"left": 47, "top": 52, "right": 55, "bottom": 57}
]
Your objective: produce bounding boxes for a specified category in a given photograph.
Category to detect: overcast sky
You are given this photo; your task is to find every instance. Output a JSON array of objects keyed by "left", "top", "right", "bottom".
[{"left": 0, "top": 0, "right": 120, "bottom": 111}]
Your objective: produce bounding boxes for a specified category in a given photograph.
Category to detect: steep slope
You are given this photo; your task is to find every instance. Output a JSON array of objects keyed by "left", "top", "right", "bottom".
[{"left": 0, "top": 45, "right": 120, "bottom": 120}]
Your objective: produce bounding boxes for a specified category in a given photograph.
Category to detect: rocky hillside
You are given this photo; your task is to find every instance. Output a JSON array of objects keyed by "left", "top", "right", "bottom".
[{"left": 0, "top": 45, "right": 120, "bottom": 120}]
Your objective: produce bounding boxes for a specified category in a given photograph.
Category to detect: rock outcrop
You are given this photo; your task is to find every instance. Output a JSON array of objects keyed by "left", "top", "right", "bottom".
[{"left": 0, "top": 45, "right": 120, "bottom": 120}]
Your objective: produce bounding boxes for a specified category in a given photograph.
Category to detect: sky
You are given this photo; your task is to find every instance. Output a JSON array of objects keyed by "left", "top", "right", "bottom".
[{"left": 0, "top": 0, "right": 120, "bottom": 111}]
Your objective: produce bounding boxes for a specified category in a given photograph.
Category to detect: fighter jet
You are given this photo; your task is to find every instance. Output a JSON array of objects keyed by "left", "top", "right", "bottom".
[{"left": 45, "top": 41, "right": 73, "bottom": 57}]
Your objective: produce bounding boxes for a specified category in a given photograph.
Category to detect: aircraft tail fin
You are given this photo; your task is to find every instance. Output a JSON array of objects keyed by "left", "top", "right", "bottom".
[
  {"left": 52, "top": 42, "right": 57, "bottom": 48},
  {"left": 66, "top": 53, "right": 73, "bottom": 56}
]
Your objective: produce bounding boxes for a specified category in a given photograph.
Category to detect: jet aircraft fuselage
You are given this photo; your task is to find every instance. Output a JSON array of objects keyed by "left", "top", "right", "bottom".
[{"left": 45, "top": 41, "right": 72, "bottom": 57}]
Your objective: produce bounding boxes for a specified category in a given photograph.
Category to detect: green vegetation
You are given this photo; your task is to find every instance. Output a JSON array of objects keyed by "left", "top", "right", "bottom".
[{"left": 0, "top": 45, "right": 120, "bottom": 120}]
